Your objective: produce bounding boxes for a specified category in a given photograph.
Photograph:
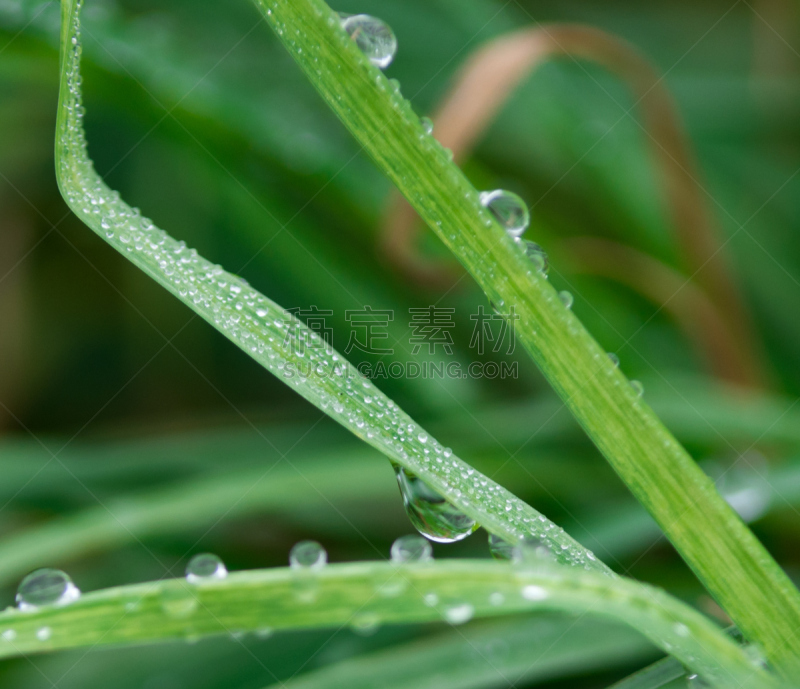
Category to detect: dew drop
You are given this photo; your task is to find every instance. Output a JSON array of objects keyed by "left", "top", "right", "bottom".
[
  {"left": 393, "top": 464, "right": 478, "bottom": 543},
  {"left": 523, "top": 241, "right": 549, "bottom": 276},
  {"left": 351, "top": 611, "right": 381, "bottom": 636},
  {"left": 630, "top": 380, "right": 644, "bottom": 397},
  {"left": 608, "top": 352, "right": 620, "bottom": 368},
  {"left": 160, "top": 583, "right": 199, "bottom": 619},
  {"left": 444, "top": 602, "right": 474, "bottom": 625},
  {"left": 390, "top": 535, "right": 433, "bottom": 563},
  {"left": 36, "top": 627, "right": 52, "bottom": 641},
  {"left": 716, "top": 453, "right": 772, "bottom": 523},
  {"left": 424, "top": 593, "right": 439, "bottom": 607},
  {"left": 511, "top": 536, "right": 554, "bottom": 565},
  {"left": 1, "top": 630, "right": 16, "bottom": 642},
  {"left": 289, "top": 540, "right": 327, "bottom": 570},
  {"left": 420, "top": 116, "right": 434, "bottom": 135},
  {"left": 186, "top": 553, "right": 227, "bottom": 583},
  {"left": 558, "top": 291, "right": 573, "bottom": 309},
  {"left": 673, "top": 622, "right": 690, "bottom": 637},
  {"left": 479, "top": 190, "right": 530, "bottom": 237},
  {"left": 339, "top": 14, "right": 397, "bottom": 69},
  {"left": 16, "top": 569, "right": 80, "bottom": 611},
  {"left": 521, "top": 585, "right": 549, "bottom": 601},
  {"left": 487, "top": 533, "right": 514, "bottom": 561},
  {"left": 489, "top": 592, "right": 505, "bottom": 606}
]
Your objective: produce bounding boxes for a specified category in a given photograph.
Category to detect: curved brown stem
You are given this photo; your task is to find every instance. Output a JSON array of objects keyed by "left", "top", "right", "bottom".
[{"left": 380, "top": 24, "right": 765, "bottom": 386}]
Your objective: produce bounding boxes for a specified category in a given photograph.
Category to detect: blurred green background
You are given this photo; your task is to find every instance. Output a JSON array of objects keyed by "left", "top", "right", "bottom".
[{"left": 1, "top": 0, "right": 799, "bottom": 686}]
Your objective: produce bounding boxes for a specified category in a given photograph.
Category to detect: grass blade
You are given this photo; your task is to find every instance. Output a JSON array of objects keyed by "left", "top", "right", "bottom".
[
  {"left": 607, "top": 657, "right": 686, "bottom": 689},
  {"left": 252, "top": 0, "right": 800, "bottom": 672},
  {"left": 267, "top": 615, "right": 656, "bottom": 689},
  {"left": 0, "top": 451, "right": 389, "bottom": 588},
  {"left": 0, "top": 561, "right": 772, "bottom": 687}
]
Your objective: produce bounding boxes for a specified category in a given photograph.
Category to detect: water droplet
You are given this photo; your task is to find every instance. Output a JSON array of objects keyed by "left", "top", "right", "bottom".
[
  {"left": 160, "top": 583, "right": 199, "bottom": 619},
  {"left": 36, "top": 627, "right": 52, "bottom": 641},
  {"left": 289, "top": 541, "right": 327, "bottom": 570},
  {"left": 351, "top": 611, "right": 381, "bottom": 636},
  {"left": 391, "top": 535, "right": 433, "bottom": 563},
  {"left": 339, "top": 14, "right": 397, "bottom": 69},
  {"left": 716, "top": 452, "right": 771, "bottom": 523},
  {"left": 673, "top": 623, "right": 690, "bottom": 638},
  {"left": 479, "top": 190, "right": 530, "bottom": 237},
  {"left": 630, "top": 380, "right": 644, "bottom": 397},
  {"left": 521, "top": 585, "right": 549, "bottom": 601},
  {"left": 393, "top": 464, "right": 478, "bottom": 543},
  {"left": 523, "top": 241, "right": 549, "bottom": 276},
  {"left": 444, "top": 602, "right": 474, "bottom": 625},
  {"left": 608, "top": 352, "right": 620, "bottom": 367},
  {"left": 558, "top": 291, "right": 573, "bottom": 309},
  {"left": 16, "top": 569, "right": 80, "bottom": 611},
  {"left": 420, "top": 116, "right": 434, "bottom": 135},
  {"left": 186, "top": 553, "right": 227, "bottom": 583},
  {"left": 488, "top": 592, "right": 505, "bottom": 606},
  {"left": 487, "top": 533, "right": 514, "bottom": 560},
  {"left": 744, "top": 642, "right": 767, "bottom": 669},
  {"left": 511, "top": 536, "right": 553, "bottom": 565}
]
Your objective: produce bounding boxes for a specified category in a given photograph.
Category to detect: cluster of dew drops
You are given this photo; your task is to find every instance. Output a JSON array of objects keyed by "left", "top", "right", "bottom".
[
  {"left": 2, "top": 535, "right": 720, "bottom": 676},
  {"left": 38, "top": 4, "right": 612, "bottom": 649},
  {"left": 0, "top": 10, "right": 718, "bottom": 675},
  {"left": 1, "top": 536, "right": 555, "bottom": 643},
  {"left": 57, "top": 0, "right": 609, "bottom": 576}
]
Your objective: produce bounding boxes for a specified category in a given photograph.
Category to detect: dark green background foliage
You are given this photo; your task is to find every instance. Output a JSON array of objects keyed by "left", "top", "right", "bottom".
[{"left": 1, "top": 0, "right": 799, "bottom": 686}]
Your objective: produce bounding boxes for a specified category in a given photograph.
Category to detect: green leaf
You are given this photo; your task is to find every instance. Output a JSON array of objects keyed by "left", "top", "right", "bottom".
[
  {"left": 0, "top": 561, "right": 772, "bottom": 687},
  {"left": 607, "top": 657, "right": 686, "bottom": 689},
  {"left": 268, "top": 615, "right": 656, "bottom": 689},
  {"left": 251, "top": 0, "right": 800, "bottom": 674},
  {"left": 55, "top": 0, "right": 605, "bottom": 576},
  {"left": 0, "top": 452, "right": 390, "bottom": 587}
]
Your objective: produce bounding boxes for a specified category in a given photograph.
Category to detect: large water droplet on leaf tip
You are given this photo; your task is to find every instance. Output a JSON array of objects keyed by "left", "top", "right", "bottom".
[{"left": 393, "top": 464, "right": 478, "bottom": 543}]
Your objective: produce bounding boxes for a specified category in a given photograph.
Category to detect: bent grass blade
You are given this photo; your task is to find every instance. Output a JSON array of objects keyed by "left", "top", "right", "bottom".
[{"left": 55, "top": 0, "right": 604, "bottom": 571}]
